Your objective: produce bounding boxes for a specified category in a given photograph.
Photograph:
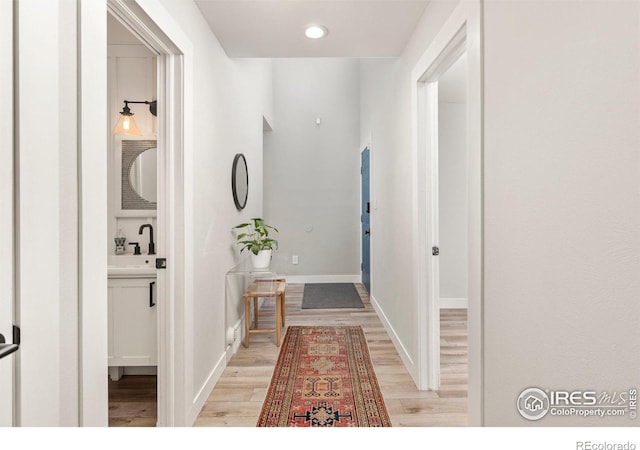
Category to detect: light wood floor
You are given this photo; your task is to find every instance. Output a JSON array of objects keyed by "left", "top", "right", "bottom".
[{"left": 194, "top": 283, "right": 468, "bottom": 427}]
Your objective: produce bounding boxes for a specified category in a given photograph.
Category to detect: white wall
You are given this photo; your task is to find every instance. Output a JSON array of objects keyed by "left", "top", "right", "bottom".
[
  {"left": 438, "top": 101, "right": 467, "bottom": 301},
  {"left": 154, "top": 0, "right": 272, "bottom": 425},
  {"left": 483, "top": 0, "right": 640, "bottom": 426},
  {"left": 264, "top": 58, "right": 361, "bottom": 281},
  {"left": 359, "top": 0, "right": 460, "bottom": 381},
  {"left": 78, "top": 0, "right": 108, "bottom": 426}
]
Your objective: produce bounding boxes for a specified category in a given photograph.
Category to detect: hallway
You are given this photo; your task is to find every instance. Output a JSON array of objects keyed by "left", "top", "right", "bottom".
[{"left": 194, "top": 284, "right": 468, "bottom": 427}]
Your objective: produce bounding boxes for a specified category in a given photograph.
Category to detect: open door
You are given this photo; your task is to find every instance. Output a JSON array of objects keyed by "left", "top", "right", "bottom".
[
  {"left": 361, "top": 147, "right": 371, "bottom": 294},
  {"left": 0, "top": 0, "right": 16, "bottom": 426}
]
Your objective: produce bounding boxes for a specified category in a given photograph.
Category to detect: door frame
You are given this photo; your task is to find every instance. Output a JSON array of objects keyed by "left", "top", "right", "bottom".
[
  {"left": 0, "top": 0, "right": 15, "bottom": 426},
  {"left": 412, "top": 0, "right": 483, "bottom": 425},
  {"left": 82, "top": 0, "right": 190, "bottom": 426}
]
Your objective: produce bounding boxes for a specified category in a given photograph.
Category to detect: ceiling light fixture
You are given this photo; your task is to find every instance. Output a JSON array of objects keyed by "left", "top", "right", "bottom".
[{"left": 305, "top": 25, "right": 328, "bottom": 39}]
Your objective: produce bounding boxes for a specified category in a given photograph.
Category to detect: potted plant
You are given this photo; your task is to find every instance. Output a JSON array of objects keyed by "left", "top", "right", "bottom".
[{"left": 233, "top": 218, "right": 279, "bottom": 269}]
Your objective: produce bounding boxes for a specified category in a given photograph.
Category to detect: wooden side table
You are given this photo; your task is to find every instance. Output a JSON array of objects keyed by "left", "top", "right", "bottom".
[{"left": 243, "top": 278, "right": 286, "bottom": 347}]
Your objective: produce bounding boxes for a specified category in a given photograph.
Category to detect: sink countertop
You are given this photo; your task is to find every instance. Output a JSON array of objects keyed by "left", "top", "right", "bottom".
[
  {"left": 108, "top": 254, "right": 155, "bottom": 266},
  {"left": 108, "top": 265, "right": 156, "bottom": 278},
  {"left": 108, "top": 254, "right": 157, "bottom": 278}
]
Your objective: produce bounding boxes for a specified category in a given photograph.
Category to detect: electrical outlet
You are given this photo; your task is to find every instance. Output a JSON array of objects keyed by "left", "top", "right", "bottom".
[{"left": 292, "top": 255, "right": 299, "bottom": 265}]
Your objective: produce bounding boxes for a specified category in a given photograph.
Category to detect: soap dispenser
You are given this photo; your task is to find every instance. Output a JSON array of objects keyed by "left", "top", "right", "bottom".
[{"left": 114, "top": 229, "right": 126, "bottom": 255}]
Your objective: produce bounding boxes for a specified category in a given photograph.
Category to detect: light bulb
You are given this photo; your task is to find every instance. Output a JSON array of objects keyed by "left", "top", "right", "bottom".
[
  {"left": 113, "top": 113, "right": 142, "bottom": 136},
  {"left": 305, "top": 25, "right": 327, "bottom": 39}
]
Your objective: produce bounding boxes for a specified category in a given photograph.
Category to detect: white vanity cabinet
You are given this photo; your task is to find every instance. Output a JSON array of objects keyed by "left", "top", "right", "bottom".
[{"left": 108, "top": 275, "right": 157, "bottom": 380}]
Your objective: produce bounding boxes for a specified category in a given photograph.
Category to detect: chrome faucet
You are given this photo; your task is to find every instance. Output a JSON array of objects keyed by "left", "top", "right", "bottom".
[{"left": 139, "top": 224, "right": 155, "bottom": 255}]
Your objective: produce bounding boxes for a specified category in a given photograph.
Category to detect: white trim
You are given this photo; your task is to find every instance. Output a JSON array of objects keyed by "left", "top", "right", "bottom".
[
  {"left": 412, "top": 0, "right": 483, "bottom": 426},
  {"left": 0, "top": 0, "right": 14, "bottom": 427},
  {"left": 465, "top": 1, "right": 484, "bottom": 427},
  {"left": 187, "top": 352, "right": 226, "bottom": 426},
  {"left": 368, "top": 142, "right": 374, "bottom": 297},
  {"left": 427, "top": 79, "right": 441, "bottom": 390},
  {"left": 286, "top": 275, "right": 361, "bottom": 285},
  {"left": 370, "top": 295, "right": 416, "bottom": 383},
  {"left": 78, "top": 0, "right": 109, "bottom": 426},
  {"left": 132, "top": 0, "right": 195, "bottom": 426},
  {"left": 439, "top": 298, "right": 469, "bottom": 309}
]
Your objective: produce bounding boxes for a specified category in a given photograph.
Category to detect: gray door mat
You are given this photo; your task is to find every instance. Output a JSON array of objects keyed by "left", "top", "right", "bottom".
[{"left": 301, "top": 283, "right": 365, "bottom": 309}]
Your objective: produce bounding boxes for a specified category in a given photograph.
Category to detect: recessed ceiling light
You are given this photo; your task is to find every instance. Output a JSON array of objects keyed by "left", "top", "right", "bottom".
[{"left": 305, "top": 25, "right": 328, "bottom": 39}]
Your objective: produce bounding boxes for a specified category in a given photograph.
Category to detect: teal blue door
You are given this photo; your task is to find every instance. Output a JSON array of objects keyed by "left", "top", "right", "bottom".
[{"left": 361, "top": 148, "right": 371, "bottom": 293}]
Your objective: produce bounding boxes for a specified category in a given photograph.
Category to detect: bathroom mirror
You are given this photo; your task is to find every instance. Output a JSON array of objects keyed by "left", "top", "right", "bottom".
[
  {"left": 232, "top": 153, "right": 248, "bottom": 210},
  {"left": 116, "top": 139, "right": 157, "bottom": 217},
  {"left": 129, "top": 147, "right": 157, "bottom": 203}
]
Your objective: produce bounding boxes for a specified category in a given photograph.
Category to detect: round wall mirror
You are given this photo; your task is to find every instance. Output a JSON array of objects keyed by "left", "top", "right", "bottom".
[
  {"left": 232, "top": 153, "right": 248, "bottom": 210},
  {"left": 129, "top": 147, "right": 158, "bottom": 203}
]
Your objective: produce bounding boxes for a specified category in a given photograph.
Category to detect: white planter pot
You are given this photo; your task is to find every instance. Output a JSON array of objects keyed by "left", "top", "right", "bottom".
[{"left": 251, "top": 249, "right": 272, "bottom": 269}]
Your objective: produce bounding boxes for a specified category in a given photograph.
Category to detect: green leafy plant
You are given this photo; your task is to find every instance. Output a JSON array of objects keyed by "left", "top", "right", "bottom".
[{"left": 233, "top": 218, "right": 279, "bottom": 255}]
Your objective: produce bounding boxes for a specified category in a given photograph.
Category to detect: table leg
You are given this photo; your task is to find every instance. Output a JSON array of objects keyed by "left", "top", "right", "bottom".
[
  {"left": 275, "top": 295, "right": 282, "bottom": 347},
  {"left": 281, "top": 291, "right": 286, "bottom": 327},
  {"left": 244, "top": 298, "right": 250, "bottom": 348},
  {"left": 253, "top": 297, "right": 258, "bottom": 329}
]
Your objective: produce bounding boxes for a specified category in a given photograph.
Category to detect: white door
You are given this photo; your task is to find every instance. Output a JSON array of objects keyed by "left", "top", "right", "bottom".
[{"left": 0, "top": 0, "right": 16, "bottom": 427}]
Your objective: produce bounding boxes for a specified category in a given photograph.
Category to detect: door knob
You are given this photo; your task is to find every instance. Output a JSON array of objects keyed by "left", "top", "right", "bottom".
[
  {"left": 365, "top": 230, "right": 370, "bottom": 235},
  {"left": 0, "top": 329, "right": 19, "bottom": 360}
]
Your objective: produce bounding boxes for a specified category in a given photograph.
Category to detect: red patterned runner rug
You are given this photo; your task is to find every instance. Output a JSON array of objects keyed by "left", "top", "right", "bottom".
[{"left": 257, "top": 325, "right": 392, "bottom": 427}]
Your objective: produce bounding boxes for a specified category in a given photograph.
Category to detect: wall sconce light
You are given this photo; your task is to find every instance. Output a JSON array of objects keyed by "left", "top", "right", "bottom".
[{"left": 113, "top": 100, "right": 157, "bottom": 136}]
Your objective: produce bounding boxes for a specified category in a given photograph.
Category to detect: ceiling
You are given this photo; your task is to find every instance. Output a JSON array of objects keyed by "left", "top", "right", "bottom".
[
  {"left": 107, "top": 13, "right": 145, "bottom": 45},
  {"left": 108, "top": 3, "right": 465, "bottom": 102},
  {"left": 193, "top": 0, "right": 431, "bottom": 57}
]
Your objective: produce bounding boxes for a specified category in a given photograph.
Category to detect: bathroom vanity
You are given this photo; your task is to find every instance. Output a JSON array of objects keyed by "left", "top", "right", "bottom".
[{"left": 107, "top": 256, "right": 157, "bottom": 381}]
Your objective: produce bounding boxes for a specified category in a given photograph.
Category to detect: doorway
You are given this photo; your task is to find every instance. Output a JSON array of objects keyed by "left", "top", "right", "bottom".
[
  {"left": 102, "top": 0, "right": 186, "bottom": 426},
  {"left": 413, "top": 1, "right": 483, "bottom": 425},
  {"left": 107, "top": 9, "right": 159, "bottom": 427},
  {"left": 436, "top": 51, "right": 469, "bottom": 407},
  {"left": 361, "top": 147, "right": 371, "bottom": 294}
]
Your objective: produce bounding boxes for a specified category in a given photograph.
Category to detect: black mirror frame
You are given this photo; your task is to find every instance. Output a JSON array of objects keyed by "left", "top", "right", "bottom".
[{"left": 232, "top": 153, "right": 249, "bottom": 210}]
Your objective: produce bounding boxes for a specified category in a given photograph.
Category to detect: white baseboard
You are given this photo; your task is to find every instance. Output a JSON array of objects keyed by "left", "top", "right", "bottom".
[
  {"left": 439, "top": 297, "right": 468, "bottom": 309},
  {"left": 286, "top": 274, "right": 361, "bottom": 284},
  {"left": 369, "top": 294, "right": 418, "bottom": 385},
  {"left": 188, "top": 352, "right": 226, "bottom": 426}
]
